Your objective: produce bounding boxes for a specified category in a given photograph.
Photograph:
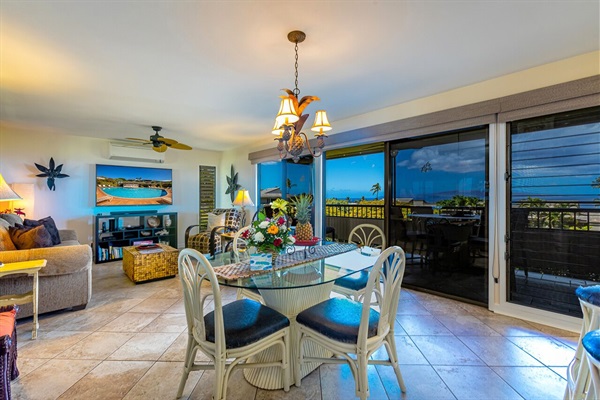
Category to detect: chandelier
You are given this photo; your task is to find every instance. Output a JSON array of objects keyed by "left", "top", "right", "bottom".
[{"left": 272, "top": 30, "right": 332, "bottom": 163}]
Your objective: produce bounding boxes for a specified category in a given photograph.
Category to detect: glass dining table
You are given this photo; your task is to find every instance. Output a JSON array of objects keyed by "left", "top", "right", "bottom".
[{"left": 207, "top": 242, "right": 379, "bottom": 389}]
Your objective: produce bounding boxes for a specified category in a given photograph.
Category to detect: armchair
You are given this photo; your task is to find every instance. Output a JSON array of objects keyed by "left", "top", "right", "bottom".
[{"left": 185, "top": 208, "right": 242, "bottom": 257}]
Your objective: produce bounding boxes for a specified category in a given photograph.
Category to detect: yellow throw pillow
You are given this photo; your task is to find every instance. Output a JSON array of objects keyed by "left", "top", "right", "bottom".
[{"left": 0, "top": 225, "right": 17, "bottom": 251}]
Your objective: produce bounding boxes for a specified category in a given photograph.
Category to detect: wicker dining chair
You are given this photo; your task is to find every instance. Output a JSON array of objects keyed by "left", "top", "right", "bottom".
[
  {"left": 296, "top": 246, "right": 407, "bottom": 399},
  {"left": 331, "top": 223, "right": 386, "bottom": 302},
  {"left": 176, "top": 248, "right": 290, "bottom": 400}
]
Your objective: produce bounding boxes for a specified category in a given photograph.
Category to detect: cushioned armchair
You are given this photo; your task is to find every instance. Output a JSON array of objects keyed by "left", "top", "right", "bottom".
[{"left": 185, "top": 208, "right": 242, "bottom": 257}]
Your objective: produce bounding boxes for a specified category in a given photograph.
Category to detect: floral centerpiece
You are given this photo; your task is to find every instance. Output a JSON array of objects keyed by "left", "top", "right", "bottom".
[{"left": 242, "top": 212, "right": 295, "bottom": 264}]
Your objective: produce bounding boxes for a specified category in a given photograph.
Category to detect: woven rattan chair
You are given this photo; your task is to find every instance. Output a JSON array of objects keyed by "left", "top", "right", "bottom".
[
  {"left": 331, "top": 224, "right": 386, "bottom": 302},
  {"left": 296, "top": 246, "right": 407, "bottom": 399},
  {"left": 176, "top": 248, "right": 290, "bottom": 400},
  {"left": 185, "top": 208, "right": 242, "bottom": 257}
]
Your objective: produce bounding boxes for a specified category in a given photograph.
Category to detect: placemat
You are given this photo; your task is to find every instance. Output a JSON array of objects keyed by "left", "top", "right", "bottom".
[{"left": 213, "top": 242, "right": 357, "bottom": 280}]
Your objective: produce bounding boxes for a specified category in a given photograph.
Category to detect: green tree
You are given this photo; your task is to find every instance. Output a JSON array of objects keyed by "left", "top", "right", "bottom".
[{"left": 370, "top": 183, "right": 382, "bottom": 200}]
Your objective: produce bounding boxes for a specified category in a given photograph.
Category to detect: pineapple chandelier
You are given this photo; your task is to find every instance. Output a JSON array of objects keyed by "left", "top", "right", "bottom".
[{"left": 272, "top": 30, "right": 332, "bottom": 163}]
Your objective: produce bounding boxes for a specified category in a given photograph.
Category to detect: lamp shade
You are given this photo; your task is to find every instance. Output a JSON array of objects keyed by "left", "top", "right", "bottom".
[
  {"left": 275, "top": 97, "right": 299, "bottom": 128},
  {"left": 232, "top": 189, "right": 254, "bottom": 207},
  {"left": 311, "top": 110, "right": 332, "bottom": 133},
  {"left": 0, "top": 173, "right": 22, "bottom": 201}
]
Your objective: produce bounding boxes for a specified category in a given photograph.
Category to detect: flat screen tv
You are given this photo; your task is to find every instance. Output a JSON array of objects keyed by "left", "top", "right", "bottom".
[{"left": 95, "top": 164, "right": 173, "bottom": 206}]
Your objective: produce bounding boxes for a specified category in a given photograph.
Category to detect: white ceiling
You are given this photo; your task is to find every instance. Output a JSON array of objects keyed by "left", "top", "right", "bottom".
[{"left": 1, "top": 1, "right": 598, "bottom": 152}]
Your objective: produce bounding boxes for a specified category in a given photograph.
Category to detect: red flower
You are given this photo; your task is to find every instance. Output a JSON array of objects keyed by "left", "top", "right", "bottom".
[
  {"left": 273, "top": 238, "right": 283, "bottom": 247},
  {"left": 241, "top": 230, "right": 250, "bottom": 239},
  {"left": 277, "top": 217, "right": 286, "bottom": 226}
]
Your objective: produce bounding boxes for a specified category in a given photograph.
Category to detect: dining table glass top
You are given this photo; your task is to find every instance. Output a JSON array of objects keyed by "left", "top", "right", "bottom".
[{"left": 208, "top": 243, "right": 379, "bottom": 290}]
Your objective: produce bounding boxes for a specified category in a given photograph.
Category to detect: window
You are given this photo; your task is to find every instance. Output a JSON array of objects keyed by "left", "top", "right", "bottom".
[{"left": 508, "top": 106, "right": 600, "bottom": 316}]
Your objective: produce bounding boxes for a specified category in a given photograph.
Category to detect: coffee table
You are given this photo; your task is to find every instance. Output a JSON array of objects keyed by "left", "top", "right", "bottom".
[{"left": 122, "top": 244, "right": 179, "bottom": 283}]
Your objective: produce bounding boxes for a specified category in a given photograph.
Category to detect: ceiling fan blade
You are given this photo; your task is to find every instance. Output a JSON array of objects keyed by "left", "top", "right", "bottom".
[
  {"left": 125, "top": 137, "right": 152, "bottom": 143},
  {"left": 170, "top": 142, "right": 192, "bottom": 150},
  {"left": 153, "top": 144, "right": 168, "bottom": 153},
  {"left": 160, "top": 137, "right": 178, "bottom": 145}
]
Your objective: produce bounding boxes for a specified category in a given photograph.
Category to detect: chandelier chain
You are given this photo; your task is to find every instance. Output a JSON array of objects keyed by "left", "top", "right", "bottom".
[{"left": 293, "top": 41, "right": 300, "bottom": 97}]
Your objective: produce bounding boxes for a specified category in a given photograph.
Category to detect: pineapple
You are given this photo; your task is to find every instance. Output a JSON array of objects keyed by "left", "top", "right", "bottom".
[{"left": 293, "top": 194, "right": 313, "bottom": 240}]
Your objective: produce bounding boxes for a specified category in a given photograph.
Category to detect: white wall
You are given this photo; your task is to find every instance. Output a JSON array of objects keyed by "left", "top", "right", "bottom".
[{"left": 0, "top": 129, "right": 221, "bottom": 248}]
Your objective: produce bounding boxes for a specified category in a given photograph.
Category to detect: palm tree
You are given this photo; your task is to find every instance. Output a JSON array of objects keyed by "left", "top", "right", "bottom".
[{"left": 370, "top": 183, "right": 381, "bottom": 200}]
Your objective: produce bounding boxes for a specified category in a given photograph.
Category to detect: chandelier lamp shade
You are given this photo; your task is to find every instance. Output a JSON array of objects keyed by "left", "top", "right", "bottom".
[{"left": 272, "top": 30, "right": 332, "bottom": 162}]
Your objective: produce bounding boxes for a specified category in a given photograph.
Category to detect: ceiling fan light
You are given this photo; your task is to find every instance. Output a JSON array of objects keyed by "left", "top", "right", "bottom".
[{"left": 311, "top": 110, "right": 332, "bottom": 133}]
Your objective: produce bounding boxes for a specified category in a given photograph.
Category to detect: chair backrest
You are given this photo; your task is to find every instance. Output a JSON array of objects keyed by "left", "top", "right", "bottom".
[
  {"left": 178, "top": 248, "right": 227, "bottom": 357},
  {"left": 348, "top": 223, "right": 386, "bottom": 249},
  {"left": 358, "top": 246, "right": 406, "bottom": 345},
  {"left": 232, "top": 226, "right": 250, "bottom": 262},
  {"left": 212, "top": 208, "right": 242, "bottom": 231}
]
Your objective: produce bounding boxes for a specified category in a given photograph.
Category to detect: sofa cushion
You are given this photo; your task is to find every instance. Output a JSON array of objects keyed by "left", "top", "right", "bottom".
[
  {"left": 24, "top": 216, "right": 61, "bottom": 245},
  {"left": 8, "top": 224, "right": 54, "bottom": 250},
  {"left": 0, "top": 218, "right": 10, "bottom": 230},
  {"left": 0, "top": 225, "right": 17, "bottom": 251},
  {"left": 0, "top": 213, "right": 23, "bottom": 227}
]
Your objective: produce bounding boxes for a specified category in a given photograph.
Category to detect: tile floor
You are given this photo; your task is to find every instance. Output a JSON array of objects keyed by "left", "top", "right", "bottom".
[{"left": 10, "top": 261, "right": 578, "bottom": 400}]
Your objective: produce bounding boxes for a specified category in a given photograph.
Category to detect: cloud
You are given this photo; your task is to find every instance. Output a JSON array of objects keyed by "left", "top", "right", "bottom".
[{"left": 406, "top": 143, "right": 485, "bottom": 173}]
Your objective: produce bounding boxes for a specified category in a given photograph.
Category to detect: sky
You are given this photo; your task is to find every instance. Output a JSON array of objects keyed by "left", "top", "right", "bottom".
[{"left": 326, "top": 153, "right": 384, "bottom": 200}]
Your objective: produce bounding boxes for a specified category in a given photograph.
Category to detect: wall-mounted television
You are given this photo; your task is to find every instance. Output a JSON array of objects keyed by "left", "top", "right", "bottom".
[{"left": 96, "top": 164, "right": 173, "bottom": 206}]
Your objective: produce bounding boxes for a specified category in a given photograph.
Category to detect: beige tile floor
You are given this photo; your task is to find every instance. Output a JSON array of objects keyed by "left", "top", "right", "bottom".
[{"left": 10, "top": 261, "right": 577, "bottom": 400}]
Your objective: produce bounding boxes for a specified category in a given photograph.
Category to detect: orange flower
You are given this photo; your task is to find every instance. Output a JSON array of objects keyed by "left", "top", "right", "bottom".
[{"left": 267, "top": 225, "right": 279, "bottom": 235}]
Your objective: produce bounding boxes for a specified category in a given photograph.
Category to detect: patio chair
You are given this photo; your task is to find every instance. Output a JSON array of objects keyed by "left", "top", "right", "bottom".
[
  {"left": 176, "top": 249, "right": 290, "bottom": 400},
  {"left": 185, "top": 208, "right": 242, "bottom": 257},
  {"left": 296, "top": 246, "right": 407, "bottom": 399},
  {"left": 232, "top": 226, "right": 263, "bottom": 303},
  {"left": 331, "top": 224, "right": 386, "bottom": 302}
]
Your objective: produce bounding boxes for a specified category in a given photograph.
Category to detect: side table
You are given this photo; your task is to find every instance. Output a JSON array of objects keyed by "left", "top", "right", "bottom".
[{"left": 0, "top": 259, "right": 47, "bottom": 339}]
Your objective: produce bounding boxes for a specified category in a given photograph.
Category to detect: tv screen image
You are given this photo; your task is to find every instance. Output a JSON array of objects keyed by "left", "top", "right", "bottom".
[{"left": 96, "top": 164, "right": 173, "bottom": 206}]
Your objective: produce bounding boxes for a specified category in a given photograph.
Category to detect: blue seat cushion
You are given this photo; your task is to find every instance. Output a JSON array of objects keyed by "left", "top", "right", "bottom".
[
  {"left": 296, "top": 298, "right": 379, "bottom": 343},
  {"left": 204, "top": 299, "right": 289, "bottom": 349},
  {"left": 334, "top": 270, "right": 369, "bottom": 291},
  {"left": 583, "top": 330, "right": 600, "bottom": 362},
  {"left": 576, "top": 286, "right": 600, "bottom": 306}
]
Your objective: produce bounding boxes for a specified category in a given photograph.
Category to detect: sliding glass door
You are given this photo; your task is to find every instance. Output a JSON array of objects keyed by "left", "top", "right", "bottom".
[{"left": 388, "top": 126, "right": 489, "bottom": 304}]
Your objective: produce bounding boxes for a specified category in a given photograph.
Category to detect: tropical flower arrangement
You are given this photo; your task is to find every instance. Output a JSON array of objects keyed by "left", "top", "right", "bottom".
[{"left": 241, "top": 212, "right": 295, "bottom": 254}]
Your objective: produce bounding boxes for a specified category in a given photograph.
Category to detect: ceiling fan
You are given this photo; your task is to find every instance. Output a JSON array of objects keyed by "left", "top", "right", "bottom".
[{"left": 126, "top": 126, "right": 192, "bottom": 153}]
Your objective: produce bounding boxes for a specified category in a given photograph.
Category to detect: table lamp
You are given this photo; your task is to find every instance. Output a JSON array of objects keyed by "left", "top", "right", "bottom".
[
  {"left": 233, "top": 189, "right": 254, "bottom": 227},
  {"left": 0, "top": 173, "right": 22, "bottom": 210}
]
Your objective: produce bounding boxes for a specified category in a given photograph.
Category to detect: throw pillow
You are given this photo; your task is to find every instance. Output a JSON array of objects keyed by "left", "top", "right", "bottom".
[
  {"left": 0, "top": 225, "right": 17, "bottom": 251},
  {"left": 8, "top": 224, "right": 53, "bottom": 250},
  {"left": 24, "top": 216, "right": 61, "bottom": 245},
  {"left": 0, "top": 213, "right": 24, "bottom": 227},
  {"left": 0, "top": 309, "right": 17, "bottom": 337},
  {"left": 0, "top": 217, "right": 10, "bottom": 230},
  {"left": 207, "top": 213, "right": 226, "bottom": 231}
]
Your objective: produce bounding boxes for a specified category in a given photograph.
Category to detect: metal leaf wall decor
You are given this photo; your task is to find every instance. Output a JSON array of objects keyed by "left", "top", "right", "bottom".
[
  {"left": 225, "top": 165, "right": 241, "bottom": 203},
  {"left": 35, "top": 157, "right": 69, "bottom": 191}
]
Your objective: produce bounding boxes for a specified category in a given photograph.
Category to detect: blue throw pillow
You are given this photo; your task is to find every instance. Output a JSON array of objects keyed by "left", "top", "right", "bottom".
[{"left": 24, "top": 216, "right": 61, "bottom": 245}]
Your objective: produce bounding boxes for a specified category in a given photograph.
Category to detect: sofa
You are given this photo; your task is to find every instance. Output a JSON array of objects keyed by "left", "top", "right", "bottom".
[{"left": 0, "top": 214, "right": 92, "bottom": 319}]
